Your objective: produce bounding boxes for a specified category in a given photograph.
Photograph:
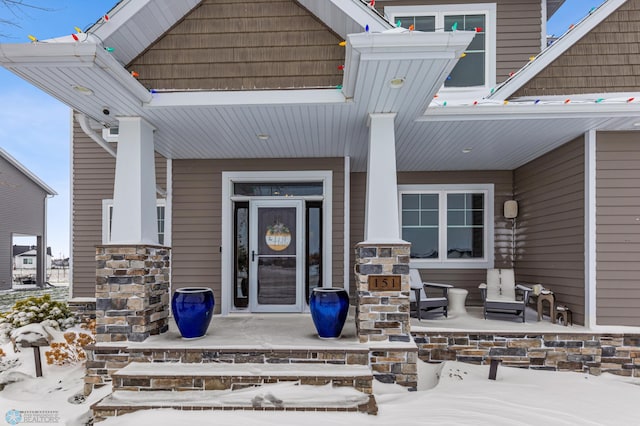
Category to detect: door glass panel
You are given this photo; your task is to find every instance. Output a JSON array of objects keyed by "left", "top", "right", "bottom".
[
  {"left": 306, "top": 203, "right": 322, "bottom": 303},
  {"left": 234, "top": 182, "right": 323, "bottom": 197},
  {"left": 257, "top": 257, "right": 297, "bottom": 305},
  {"left": 234, "top": 203, "right": 249, "bottom": 308},
  {"left": 257, "top": 206, "right": 297, "bottom": 305}
]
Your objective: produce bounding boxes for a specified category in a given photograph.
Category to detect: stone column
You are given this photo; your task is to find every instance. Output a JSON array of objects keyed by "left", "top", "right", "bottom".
[
  {"left": 95, "top": 245, "right": 170, "bottom": 342},
  {"left": 355, "top": 243, "right": 417, "bottom": 388},
  {"left": 355, "top": 243, "right": 411, "bottom": 343}
]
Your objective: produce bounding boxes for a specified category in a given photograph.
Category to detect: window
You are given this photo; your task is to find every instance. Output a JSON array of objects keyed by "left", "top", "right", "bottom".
[
  {"left": 102, "top": 199, "right": 168, "bottom": 245},
  {"left": 399, "top": 184, "right": 494, "bottom": 268},
  {"left": 386, "top": 4, "right": 496, "bottom": 89},
  {"left": 22, "top": 258, "right": 33, "bottom": 265}
]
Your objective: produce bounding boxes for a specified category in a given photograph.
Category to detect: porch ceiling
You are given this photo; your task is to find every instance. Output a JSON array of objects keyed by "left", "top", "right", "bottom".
[{"left": 2, "top": 31, "right": 640, "bottom": 172}]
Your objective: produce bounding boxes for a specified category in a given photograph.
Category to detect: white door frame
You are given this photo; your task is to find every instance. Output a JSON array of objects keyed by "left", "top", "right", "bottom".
[
  {"left": 249, "top": 199, "right": 304, "bottom": 312},
  {"left": 221, "top": 171, "right": 333, "bottom": 315}
]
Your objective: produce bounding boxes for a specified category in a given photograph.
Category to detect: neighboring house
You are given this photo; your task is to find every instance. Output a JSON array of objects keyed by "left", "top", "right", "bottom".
[
  {"left": 12, "top": 245, "right": 53, "bottom": 271},
  {"left": 1, "top": 0, "right": 640, "bottom": 328},
  {"left": 0, "top": 148, "right": 57, "bottom": 290}
]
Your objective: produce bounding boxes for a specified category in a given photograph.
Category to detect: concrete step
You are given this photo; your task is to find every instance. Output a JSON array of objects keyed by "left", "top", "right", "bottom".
[
  {"left": 93, "top": 362, "right": 378, "bottom": 420},
  {"left": 92, "top": 384, "right": 378, "bottom": 420},
  {"left": 111, "top": 362, "right": 374, "bottom": 393}
]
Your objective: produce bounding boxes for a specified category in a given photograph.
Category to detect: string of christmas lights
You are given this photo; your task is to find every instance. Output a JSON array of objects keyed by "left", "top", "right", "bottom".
[{"left": 430, "top": 96, "right": 640, "bottom": 108}]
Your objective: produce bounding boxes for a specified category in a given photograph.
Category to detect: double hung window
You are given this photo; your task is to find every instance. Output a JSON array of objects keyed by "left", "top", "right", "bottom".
[{"left": 399, "top": 184, "right": 494, "bottom": 268}]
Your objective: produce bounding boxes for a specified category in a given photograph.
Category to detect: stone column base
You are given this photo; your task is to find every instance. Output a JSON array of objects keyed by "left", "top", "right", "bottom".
[{"left": 95, "top": 245, "right": 170, "bottom": 343}]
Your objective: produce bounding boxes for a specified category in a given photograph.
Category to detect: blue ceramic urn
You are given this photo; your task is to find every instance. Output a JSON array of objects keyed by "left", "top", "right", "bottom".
[
  {"left": 171, "top": 287, "right": 215, "bottom": 339},
  {"left": 309, "top": 287, "right": 349, "bottom": 339}
]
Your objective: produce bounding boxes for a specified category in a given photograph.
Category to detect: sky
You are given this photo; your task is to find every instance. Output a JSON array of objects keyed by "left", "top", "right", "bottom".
[{"left": 0, "top": 0, "right": 608, "bottom": 259}]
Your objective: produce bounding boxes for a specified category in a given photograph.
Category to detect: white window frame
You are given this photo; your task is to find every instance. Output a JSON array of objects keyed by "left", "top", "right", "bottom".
[
  {"left": 385, "top": 3, "right": 497, "bottom": 90},
  {"left": 102, "top": 199, "right": 169, "bottom": 245},
  {"left": 398, "top": 184, "right": 494, "bottom": 269},
  {"left": 22, "top": 257, "right": 34, "bottom": 265}
]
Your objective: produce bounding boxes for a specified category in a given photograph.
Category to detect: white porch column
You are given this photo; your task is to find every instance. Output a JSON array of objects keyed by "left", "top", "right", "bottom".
[
  {"left": 585, "top": 129, "right": 597, "bottom": 328},
  {"left": 364, "top": 113, "right": 403, "bottom": 243},
  {"left": 110, "top": 117, "right": 158, "bottom": 245}
]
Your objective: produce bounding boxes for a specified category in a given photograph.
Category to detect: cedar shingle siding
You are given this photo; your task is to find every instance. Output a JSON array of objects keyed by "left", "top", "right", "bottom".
[
  {"left": 374, "top": 0, "right": 544, "bottom": 84},
  {"left": 514, "top": 0, "right": 640, "bottom": 97},
  {"left": 513, "top": 137, "right": 586, "bottom": 325},
  {"left": 127, "top": 0, "right": 345, "bottom": 91},
  {"left": 596, "top": 132, "right": 640, "bottom": 327}
]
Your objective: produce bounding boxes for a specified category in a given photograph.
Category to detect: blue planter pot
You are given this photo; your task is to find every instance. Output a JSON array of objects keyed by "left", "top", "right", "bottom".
[
  {"left": 171, "top": 287, "right": 215, "bottom": 339},
  {"left": 309, "top": 287, "right": 349, "bottom": 339}
]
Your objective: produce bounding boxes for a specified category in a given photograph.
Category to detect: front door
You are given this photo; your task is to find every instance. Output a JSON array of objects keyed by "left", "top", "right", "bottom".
[{"left": 249, "top": 199, "right": 304, "bottom": 312}]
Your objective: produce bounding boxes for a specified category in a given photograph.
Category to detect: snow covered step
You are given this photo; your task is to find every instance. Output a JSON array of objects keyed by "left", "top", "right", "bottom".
[
  {"left": 92, "top": 382, "right": 378, "bottom": 420},
  {"left": 111, "top": 362, "right": 373, "bottom": 394}
]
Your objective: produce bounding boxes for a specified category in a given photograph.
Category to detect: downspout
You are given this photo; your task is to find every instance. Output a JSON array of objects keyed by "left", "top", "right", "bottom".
[
  {"left": 75, "top": 113, "right": 167, "bottom": 197},
  {"left": 75, "top": 113, "right": 116, "bottom": 157}
]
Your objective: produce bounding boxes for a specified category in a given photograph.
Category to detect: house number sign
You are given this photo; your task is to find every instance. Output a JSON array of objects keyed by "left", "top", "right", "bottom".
[{"left": 368, "top": 275, "right": 401, "bottom": 291}]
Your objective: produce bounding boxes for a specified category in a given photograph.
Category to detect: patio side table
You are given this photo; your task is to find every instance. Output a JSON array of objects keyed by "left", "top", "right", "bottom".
[
  {"left": 537, "top": 292, "right": 556, "bottom": 323},
  {"left": 448, "top": 288, "right": 468, "bottom": 316}
]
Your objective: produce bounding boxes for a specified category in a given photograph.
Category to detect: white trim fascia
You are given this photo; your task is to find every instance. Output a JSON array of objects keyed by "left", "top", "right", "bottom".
[
  {"left": 296, "top": 0, "right": 391, "bottom": 39},
  {"left": 0, "top": 147, "right": 57, "bottom": 196},
  {"left": 420, "top": 103, "right": 640, "bottom": 121},
  {"left": 344, "top": 30, "right": 475, "bottom": 99},
  {"left": 344, "top": 156, "right": 351, "bottom": 295},
  {"left": 541, "top": 0, "right": 547, "bottom": 52},
  {"left": 68, "top": 110, "right": 74, "bottom": 295},
  {"left": 585, "top": 130, "right": 597, "bottom": 328},
  {"left": 222, "top": 171, "right": 333, "bottom": 316},
  {"left": 221, "top": 175, "right": 232, "bottom": 316},
  {"left": 165, "top": 159, "right": 172, "bottom": 247},
  {"left": 488, "top": 0, "right": 628, "bottom": 100},
  {"left": 88, "top": 0, "right": 201, "bottom": 65},
  {"left": 0, "top": 41, "right": 153, "bottom": 104},
  {"left": 88, "top": 0, "right": 144, "bottom": 38},
  {"left": 146, "top": 89, "right": 347, "bottom": 108}
]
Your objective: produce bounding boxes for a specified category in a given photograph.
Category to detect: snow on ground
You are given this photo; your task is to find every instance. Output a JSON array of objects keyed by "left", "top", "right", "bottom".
[
  {"left": 2, "top": 335, "right": 638, "bottom": 426},
  {"left": 0, "top": 329, "right": 110, "bottom": 426}
]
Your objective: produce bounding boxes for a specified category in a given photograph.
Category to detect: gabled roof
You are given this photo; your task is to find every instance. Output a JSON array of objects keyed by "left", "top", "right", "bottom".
[
  {"left": 489, "top": 0, "right": 627, "bottom": 100},
  {"left": 88, "top": 0, "right": 390, "bottom": 67},
  {"left": 88, "top": 0, "right": 202, "bottom": 66},
  {"left": 0, "top": 148, "right": 57, "bottom": 196}
]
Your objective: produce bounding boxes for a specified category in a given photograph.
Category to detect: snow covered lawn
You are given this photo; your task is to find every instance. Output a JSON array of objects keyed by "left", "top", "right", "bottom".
[{"left": 1, "top": 339, "right": 638, "bottom": 425}]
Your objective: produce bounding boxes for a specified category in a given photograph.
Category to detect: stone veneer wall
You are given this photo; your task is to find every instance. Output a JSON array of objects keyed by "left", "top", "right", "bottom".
[
  {"left": 84, "top": 346, "right": 370, "bottom": 395},
  {"left": 354, "top": 244, "right": 411, "bottom": 343},
  {"left": 67, "top": 299, "right": 97, "bottom": 322},
  {"left": 95, "top": 245, "right": 170, "bottom": 343},
  {"left": 413, "top": 332, "right": 640, "bottom": 377},
  {"left": 354, "top": 243, "right": 417, "bottom": 388},
  {"left": 369, "top": 347, "right": 418, "bottom": 389}
]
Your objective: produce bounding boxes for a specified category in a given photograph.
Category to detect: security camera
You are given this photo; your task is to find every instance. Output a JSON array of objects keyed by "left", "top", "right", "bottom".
[{"left": 102, "top": 107, "right": 110, "bottom": 115}]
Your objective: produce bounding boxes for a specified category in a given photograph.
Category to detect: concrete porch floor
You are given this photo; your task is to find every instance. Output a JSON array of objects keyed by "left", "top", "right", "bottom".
[
  {"left": 411, "top": 306, "right": 589, "bottom": 333},
  {"left": 116, "top": 305, "right": 590, "bottom": 352},
  {"left": 124, "top": 311, "right": 366, "bottom": 350}
]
